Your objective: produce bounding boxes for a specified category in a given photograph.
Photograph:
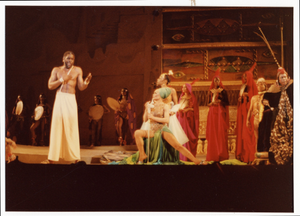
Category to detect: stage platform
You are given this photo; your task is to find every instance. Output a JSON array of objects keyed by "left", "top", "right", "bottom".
[
  {"left": 13, "top": 144, "right": 139, "bottom": 164},
  {"left": 6, "top": 145, "right": 293, "bottom": 212},
  {"left": 5, "top": 156, "right": 293, "bottom": 212},
  {"left": 12, "top": 144, "right": 236, "bottom": 164}
]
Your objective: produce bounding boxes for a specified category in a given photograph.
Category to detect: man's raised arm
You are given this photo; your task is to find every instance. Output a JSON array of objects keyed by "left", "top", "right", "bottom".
[{"left": 78, "top": 67, "right": 92, "bottom": 91}]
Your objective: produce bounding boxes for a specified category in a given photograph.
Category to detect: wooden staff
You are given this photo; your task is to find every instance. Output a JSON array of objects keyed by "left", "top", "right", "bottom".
[
  {"left": 254, "top": 26, "right": 281, "bottom": 68},
  {"left": 280, "top": 16, "right": 284, "bottom": 68}
]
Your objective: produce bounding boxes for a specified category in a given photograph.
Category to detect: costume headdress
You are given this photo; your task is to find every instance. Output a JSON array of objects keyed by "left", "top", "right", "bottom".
[
  {"left": 209, "top": 67, "right": 224, "bottom": 91},
  {"left": 257, "top": 77, "right": 267, "bottom": 89},
  {"left": 277, "top": 67, "right": 289, "bottom": 78},
  {"left": 255, "top": 26, "right": 292, "bottom": 90},
  {"left": 254, "top": 26, "right": 290, "bottom": 81},
  {"left": 243, "top": 62, "right": 258, "bottom": 100},
  {"left": 254, "top": 26, "right": 280, "bottom": 68},
  {"left": 178, "top": 81, "right": 199, "bottom": 137}
]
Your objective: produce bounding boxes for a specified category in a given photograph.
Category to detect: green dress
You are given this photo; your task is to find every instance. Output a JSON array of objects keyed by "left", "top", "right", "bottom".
[{"left": 113, "top": 126, "right": 183, "bottom": 165}]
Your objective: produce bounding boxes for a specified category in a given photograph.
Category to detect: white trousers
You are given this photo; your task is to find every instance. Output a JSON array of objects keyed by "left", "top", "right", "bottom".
[{"left": 48, "top": 92, "right": 80, "bottom": 161}]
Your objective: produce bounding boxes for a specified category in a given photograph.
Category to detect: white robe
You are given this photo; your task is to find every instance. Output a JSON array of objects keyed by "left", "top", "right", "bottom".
[
  {"left": 48, "top": 91, "right": 80, "bottom": 161},
  {"left": 140, "top": 104, "right": 189, "bottom": 145}
]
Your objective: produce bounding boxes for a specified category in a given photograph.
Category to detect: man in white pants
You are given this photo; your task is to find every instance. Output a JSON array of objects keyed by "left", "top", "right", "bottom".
[{"left": 43, "top": 51, "right": 92, "bottom": 164}]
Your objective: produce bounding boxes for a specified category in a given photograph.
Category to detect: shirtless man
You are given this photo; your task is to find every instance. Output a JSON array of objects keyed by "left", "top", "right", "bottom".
[{"left": 43, "top": 51, "right": 92, "bottom": 164}]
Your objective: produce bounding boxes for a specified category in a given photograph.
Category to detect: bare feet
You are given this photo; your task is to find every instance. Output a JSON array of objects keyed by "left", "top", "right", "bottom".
[
  {"left": 138, "top": 152, "right": 147, "bottom": 163},
  {"left": 195, "top": 158, "right": 201, "bottom": 165},
  {"left": 199, "top": 160, "right": 208, "bottom": 165},
  {"left": 118, "top": 137, "right": 123, "bottom": 146}
]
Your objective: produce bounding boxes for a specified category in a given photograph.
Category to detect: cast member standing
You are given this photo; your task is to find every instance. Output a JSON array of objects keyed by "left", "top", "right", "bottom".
[
  {"left": 176, "top": 83, "right": 199, "bottom": 161},
  {"left": 156, "top": 71, "right": 178, "bottom": 105},
  {"left": 30, "top": 93, "right": 51, "bottom": 146},
  {"left": 205, "top": 69, "right": 229, "bottom": 162},
  {"left": 43, "top": 51, "right": 92, "bottom": 164},
  {"left": 115, "top": 88, "right": 137, "bottom": 145},
  {"left": 88, "top": 95, "right": 110, "bottom": 147},
  {"left": 7, "top": 95, "right": 28, "bottom": 143},
  {"left": 246, "top": 78, "right": 267, "bottom": 147},
  {"left": 263, "top": 68, "right": 293, "bottom": 165},
  {"left": 235, "top": 63, "right": 258, "bottom": 163}
]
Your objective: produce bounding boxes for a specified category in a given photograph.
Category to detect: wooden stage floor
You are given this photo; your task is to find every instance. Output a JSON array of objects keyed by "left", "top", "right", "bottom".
[{"left": 12, "top": 144, "right": 236, "bottom": 165}]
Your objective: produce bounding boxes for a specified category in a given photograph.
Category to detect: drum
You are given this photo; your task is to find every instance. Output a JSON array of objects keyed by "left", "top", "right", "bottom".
[
  {"left": 89, "top": 105, "right": 104, "bottom": 121},
  {"left": 34, "top": 106, "right": 44, "bottom": 121},
  {"left": 107, "top": 97, "right": 120, "bottom": 111},
  {"left": 15, "top": 101, "right": 23, "bottom": 115}
]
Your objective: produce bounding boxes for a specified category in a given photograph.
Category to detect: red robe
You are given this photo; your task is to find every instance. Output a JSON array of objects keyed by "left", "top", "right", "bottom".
[
  {"left": 206, "top": 88, "right": 229, "bottom": 162},
  {"left": 177, "top": 84, "right": 199, "bottom": 161},
  {"left": 235, "top": 64, "right": 258, "bottom": 163}
]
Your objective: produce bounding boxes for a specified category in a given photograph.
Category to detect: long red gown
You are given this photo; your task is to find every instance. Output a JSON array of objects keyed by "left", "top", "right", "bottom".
[
  {"left": 206, "top": 88, "right": 229, "bottom": 162},
  {"left": 235, "top": 64, "right": 258, "bottom": 163},
  {"left": 177, "top": 84, "right": 199, "bottom": 161}
]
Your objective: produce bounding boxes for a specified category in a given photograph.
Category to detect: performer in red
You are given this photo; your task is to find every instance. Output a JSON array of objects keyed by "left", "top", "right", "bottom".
[
  {"left": 176, "top": 83, "right": 199, "bottom": 161},
  {"left": 205, "top": 69, "right": 229, "bottom": 162},
  {"left": 235, "top": 63, "right": 258, "bottom": 163}
]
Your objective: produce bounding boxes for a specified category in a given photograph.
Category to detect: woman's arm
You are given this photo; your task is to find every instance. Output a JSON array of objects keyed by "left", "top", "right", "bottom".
[
  {"left": 142, "top": 101, "right": 150, "bottom": 122},
  {"left": 148, "top": 104, "right": 170, "bottom": 124},
  {"left": 246, "top": 97, "right": 254, "bottom": 127},
  {"left": 103, "top": 105, "right": 111, "bottom": 113},
  {"left": 171, "top": 88, "right": 178, "bottom": 104},
  {"left": 182, "top": 97, "right": 194, "bottom": 113}
]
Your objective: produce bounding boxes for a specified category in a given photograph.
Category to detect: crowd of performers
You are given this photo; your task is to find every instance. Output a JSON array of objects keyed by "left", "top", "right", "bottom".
[{"left": 5, "top": 51, "right": 293, "bottom": 166}]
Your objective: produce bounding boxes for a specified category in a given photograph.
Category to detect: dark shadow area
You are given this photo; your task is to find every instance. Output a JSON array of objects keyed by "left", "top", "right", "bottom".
[{"left": 6, "top": 157, "right": 293, "bottom": 212}]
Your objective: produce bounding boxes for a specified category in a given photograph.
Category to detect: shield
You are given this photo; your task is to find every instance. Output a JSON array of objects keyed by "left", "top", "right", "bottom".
[
  {"left": 88, "top": 105, "right": 104, "bottom": 121},
  {"left": 15, "top": 101, "right": 23, "bottom": 115},
  {"left": 107, "top": 97, "right": 120, "bottom": 111},
  {"left": 34, "top": 106, "right": 44, "bottom": 121}
]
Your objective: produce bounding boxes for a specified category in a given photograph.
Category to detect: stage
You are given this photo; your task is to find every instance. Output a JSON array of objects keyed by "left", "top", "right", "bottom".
[
  {"left": 5, "top": 144, "right": 293, "bottom": 212},
  {"left": 12, "top": 144, "right": 139, "bottom": 165},
  {"left": 12, "top": 144, "right": 233, "bottom": 164}
]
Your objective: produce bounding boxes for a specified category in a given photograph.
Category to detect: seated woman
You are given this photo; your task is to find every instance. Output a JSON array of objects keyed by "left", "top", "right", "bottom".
[{"left": 116, "top": 87, "right": 201, "bottom": 165}]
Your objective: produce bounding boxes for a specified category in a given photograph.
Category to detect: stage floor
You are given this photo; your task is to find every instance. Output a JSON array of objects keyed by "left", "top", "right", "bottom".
[{"left": 13, "top": 144, "right": 236, "bottom": 165}]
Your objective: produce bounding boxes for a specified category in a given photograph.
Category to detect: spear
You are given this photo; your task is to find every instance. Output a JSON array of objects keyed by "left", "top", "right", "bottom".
[{"left": 253, "top": 23, "right": 280, "bottom": 68}]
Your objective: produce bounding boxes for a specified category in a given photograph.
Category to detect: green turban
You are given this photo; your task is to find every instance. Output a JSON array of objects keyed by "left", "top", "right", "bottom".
[{"left": 159, "top": 87, "right": 171, "bottom": 99}]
